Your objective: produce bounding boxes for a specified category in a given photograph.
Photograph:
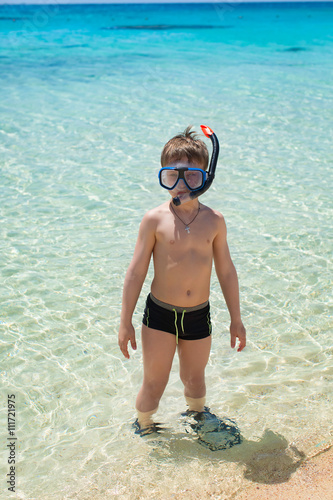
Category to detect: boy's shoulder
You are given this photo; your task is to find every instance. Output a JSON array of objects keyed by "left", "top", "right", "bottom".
[
  {"left": 143, "top": 201, "right": 169, "bottom": 220},
  {"left": 139, "top": 202, "right": 169, "bottom": 230},
  {"left": 199, "top": 203, "right": 226, "bottom": 226},
  {"left": 200, "top": 203, "right": 224, "bottom": 217}
]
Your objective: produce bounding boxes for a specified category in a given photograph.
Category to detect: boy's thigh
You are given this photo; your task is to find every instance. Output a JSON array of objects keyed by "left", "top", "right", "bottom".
[
  {"left": 178, "top": 336, "right": 212, "bottom": 376},
  {"left": 141, "top": 325, "right": 177, "bottom": 379}
]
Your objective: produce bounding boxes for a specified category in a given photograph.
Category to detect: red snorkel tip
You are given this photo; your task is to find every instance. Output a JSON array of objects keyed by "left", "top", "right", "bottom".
[{"left": 200, "top": 124, "right": 214, "bottom": 137}]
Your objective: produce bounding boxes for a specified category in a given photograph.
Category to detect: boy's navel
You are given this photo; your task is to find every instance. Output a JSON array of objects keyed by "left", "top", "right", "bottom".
[
  {"left": 187, "top": 290, "right": 191, "bottom": 296},
  {"left": 170, "top": 240, "right": 175, "bottom": 245}
]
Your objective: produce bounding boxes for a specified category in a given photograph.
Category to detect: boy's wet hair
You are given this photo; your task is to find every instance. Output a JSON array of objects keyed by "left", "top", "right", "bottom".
[{"left": 161, "top": 126, "right": 209, "bottom": 170}]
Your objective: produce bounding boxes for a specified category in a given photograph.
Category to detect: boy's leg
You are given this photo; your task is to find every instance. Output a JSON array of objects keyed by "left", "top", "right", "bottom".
[
  {"left": 178, "top": 336, "right": 212, "bottom": 412},
  {"left": 136, "top": 325, "right": 177, "bottom": 424}
]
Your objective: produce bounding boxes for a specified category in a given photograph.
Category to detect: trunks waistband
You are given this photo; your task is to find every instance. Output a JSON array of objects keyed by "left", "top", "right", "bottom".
[{"left": 149, "top": 293, "right": 209, "bottom": 313}]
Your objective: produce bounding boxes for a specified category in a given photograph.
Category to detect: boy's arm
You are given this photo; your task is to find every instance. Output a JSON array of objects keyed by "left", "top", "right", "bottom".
[
  {"left": 213, "top": 214, "right": 246, "bottom": 352},
  {"left": 118, "top": 213, "right": 156, "bottom": 359}
]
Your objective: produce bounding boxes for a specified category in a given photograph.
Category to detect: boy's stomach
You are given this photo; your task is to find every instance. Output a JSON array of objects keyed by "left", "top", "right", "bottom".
[{"left": 150, "top": 271, "right": 211, "bottom": 307}]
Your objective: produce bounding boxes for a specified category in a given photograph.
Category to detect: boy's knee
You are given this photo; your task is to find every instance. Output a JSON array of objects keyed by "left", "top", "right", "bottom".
[
  {"left": 143, "top": 378, "right": 169, "bottom": 398},
  {"left": 181, "top": 373, "right": 205, "bottom": 391}
]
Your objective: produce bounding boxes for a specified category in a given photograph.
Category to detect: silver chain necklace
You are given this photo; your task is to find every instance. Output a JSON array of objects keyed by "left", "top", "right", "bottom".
[{"left": 170, "top": 202, "right": 201, "bottom": 234}]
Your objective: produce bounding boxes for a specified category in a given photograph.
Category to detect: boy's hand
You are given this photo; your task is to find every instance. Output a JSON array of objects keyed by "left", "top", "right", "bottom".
[
  {"left": 230, "top": 320, "right": 246, "bottom": 352},
  {"left": 118, "top": 324, "right": 137, "bottom": 359}
]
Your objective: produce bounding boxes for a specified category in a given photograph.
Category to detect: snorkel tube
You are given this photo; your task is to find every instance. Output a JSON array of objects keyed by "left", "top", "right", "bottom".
[{"left": 173, "top": 125, "right": 220, "bottom": 206}]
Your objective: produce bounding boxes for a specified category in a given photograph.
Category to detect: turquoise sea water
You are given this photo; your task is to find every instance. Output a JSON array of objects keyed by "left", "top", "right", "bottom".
[{"left": 1, "top": 2, "right": 332, "bottom": 498}]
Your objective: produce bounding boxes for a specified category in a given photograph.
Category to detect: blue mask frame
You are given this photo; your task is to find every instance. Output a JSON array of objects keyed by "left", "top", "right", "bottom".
[{"left": 158, "top": 166, "right": 207, "bottom": 192}]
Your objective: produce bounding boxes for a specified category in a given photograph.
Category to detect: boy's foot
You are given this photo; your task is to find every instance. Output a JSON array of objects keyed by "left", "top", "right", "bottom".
[
  {"left": 132, "top": 418, "right": 163, "bottom": 437},
  {"left": 182, "top": 407, "right": 242, "bottom": 451}
]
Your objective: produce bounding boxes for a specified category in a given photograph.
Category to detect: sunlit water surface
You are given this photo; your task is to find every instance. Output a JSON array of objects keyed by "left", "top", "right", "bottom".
[{"left": 0, "top": 3, "right": 332, "bottom": 499}]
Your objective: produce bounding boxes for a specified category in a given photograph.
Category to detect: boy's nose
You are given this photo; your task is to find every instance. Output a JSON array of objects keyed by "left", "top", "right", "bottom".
[{"left": 177, "top": 179, "right": 187, "bottom": 189}]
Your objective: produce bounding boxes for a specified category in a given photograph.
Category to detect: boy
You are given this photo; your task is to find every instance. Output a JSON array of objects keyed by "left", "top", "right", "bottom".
[{"left": 118, "top": 126, "right": 246, "bottom": 431}]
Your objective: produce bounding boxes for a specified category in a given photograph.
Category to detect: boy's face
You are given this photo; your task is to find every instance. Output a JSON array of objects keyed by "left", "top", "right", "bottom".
[{"left": 163, "top": 157, "right": 205, "bottom": 199}]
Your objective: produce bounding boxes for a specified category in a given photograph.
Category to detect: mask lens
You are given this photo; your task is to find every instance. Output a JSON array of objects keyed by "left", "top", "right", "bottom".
[
  {"left": 160, "top": 169, "right": 179, "bottom": 189},
  {"left": 159, "top": 167, "right": 206, "bottom": 191},
  {"left": 184, "top": 169, "right": 204, "bottom": 190}
]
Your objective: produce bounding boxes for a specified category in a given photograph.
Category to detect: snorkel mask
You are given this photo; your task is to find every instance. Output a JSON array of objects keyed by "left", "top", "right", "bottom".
[{"left": 158, "top": 125, "right": 220, "bottom": 206}]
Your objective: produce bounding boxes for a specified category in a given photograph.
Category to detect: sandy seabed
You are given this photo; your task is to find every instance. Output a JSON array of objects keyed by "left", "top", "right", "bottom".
[
  {"left": 76, "top": 442, "right": 332, "bottom": 500},
  {"left": 235, "top": 445, "right": 333, "bottom": 500}
]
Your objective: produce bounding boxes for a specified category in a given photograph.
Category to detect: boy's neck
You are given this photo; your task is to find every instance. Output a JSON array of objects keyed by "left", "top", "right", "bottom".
[{"left": 170, "top": 199, "right": 200, "bottom": 214}]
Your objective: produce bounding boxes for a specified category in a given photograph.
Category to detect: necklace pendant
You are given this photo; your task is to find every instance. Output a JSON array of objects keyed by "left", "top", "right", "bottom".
[{"left": 185, "top": 226, "right": 190, "bottom": 234}]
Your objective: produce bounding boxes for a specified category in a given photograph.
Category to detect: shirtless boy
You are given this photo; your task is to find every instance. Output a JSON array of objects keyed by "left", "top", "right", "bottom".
[{"left": 118, "top": 126, "right": 246, "bottom": 430}]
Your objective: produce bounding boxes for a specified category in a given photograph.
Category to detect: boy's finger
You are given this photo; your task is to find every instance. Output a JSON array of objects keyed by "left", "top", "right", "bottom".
[
  {"left": 230, "top": 335, "right": 236, "bottom": 348},
  {"left": 130, "top": 338, "right": 137, "bottom": 351},
  {"left": 123, "top": 348, "right": 130, "bottom": 359},
  {"left": 237, "top": 338, "right": 246, "bottom": 352},
  {"left": 119, "top": 342, "right": 130, "bottom": 359}
]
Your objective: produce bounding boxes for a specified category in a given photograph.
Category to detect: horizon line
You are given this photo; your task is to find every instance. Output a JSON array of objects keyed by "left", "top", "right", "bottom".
[{"left": 2, "top": 0, "right": 333, "bottom": 5}]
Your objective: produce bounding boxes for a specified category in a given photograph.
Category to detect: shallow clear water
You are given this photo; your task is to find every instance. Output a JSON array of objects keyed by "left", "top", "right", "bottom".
[{"left": 0, "top": 3, "right": 332, "bottom": 499}]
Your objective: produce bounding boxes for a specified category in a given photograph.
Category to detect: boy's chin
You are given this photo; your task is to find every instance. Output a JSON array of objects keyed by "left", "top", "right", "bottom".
[
  {"left": 171, "top": 192, "right": 194, "bottom": 206},
  {"left": 172, "top": 194, "right": 187, "bottom": 200}
]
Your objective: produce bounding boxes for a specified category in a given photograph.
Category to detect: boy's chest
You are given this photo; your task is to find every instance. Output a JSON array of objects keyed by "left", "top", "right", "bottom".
[{"left": 155, "top": 218, "right": 215, "bottom": 256}]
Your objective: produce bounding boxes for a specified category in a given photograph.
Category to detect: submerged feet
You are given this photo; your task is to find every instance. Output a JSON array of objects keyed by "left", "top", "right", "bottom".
[
  {"left": 182, "top": 407, "right": 242, "bottom": 451},
  {"left": 134, "top": 406, "right": 162, "bottom": 436},
  {"left": 133, "top": 406, "right": 242, "bottom": 450},
  {"left": 132, "top": 418, "right": 164, "bottom": 436}
]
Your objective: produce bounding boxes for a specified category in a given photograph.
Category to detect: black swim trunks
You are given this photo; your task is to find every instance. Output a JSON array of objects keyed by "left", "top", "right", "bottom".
[{"left": 142, "top": 293, "right": 212, "bottom": 343}]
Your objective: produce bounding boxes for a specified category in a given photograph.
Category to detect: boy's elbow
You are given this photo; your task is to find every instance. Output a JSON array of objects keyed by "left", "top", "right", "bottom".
[
  {"left": 126, "top": 264, "right": 148, "bottom": 283},
  {"left": 218, "top": 264, "right": 238, "bottom": 284}
]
